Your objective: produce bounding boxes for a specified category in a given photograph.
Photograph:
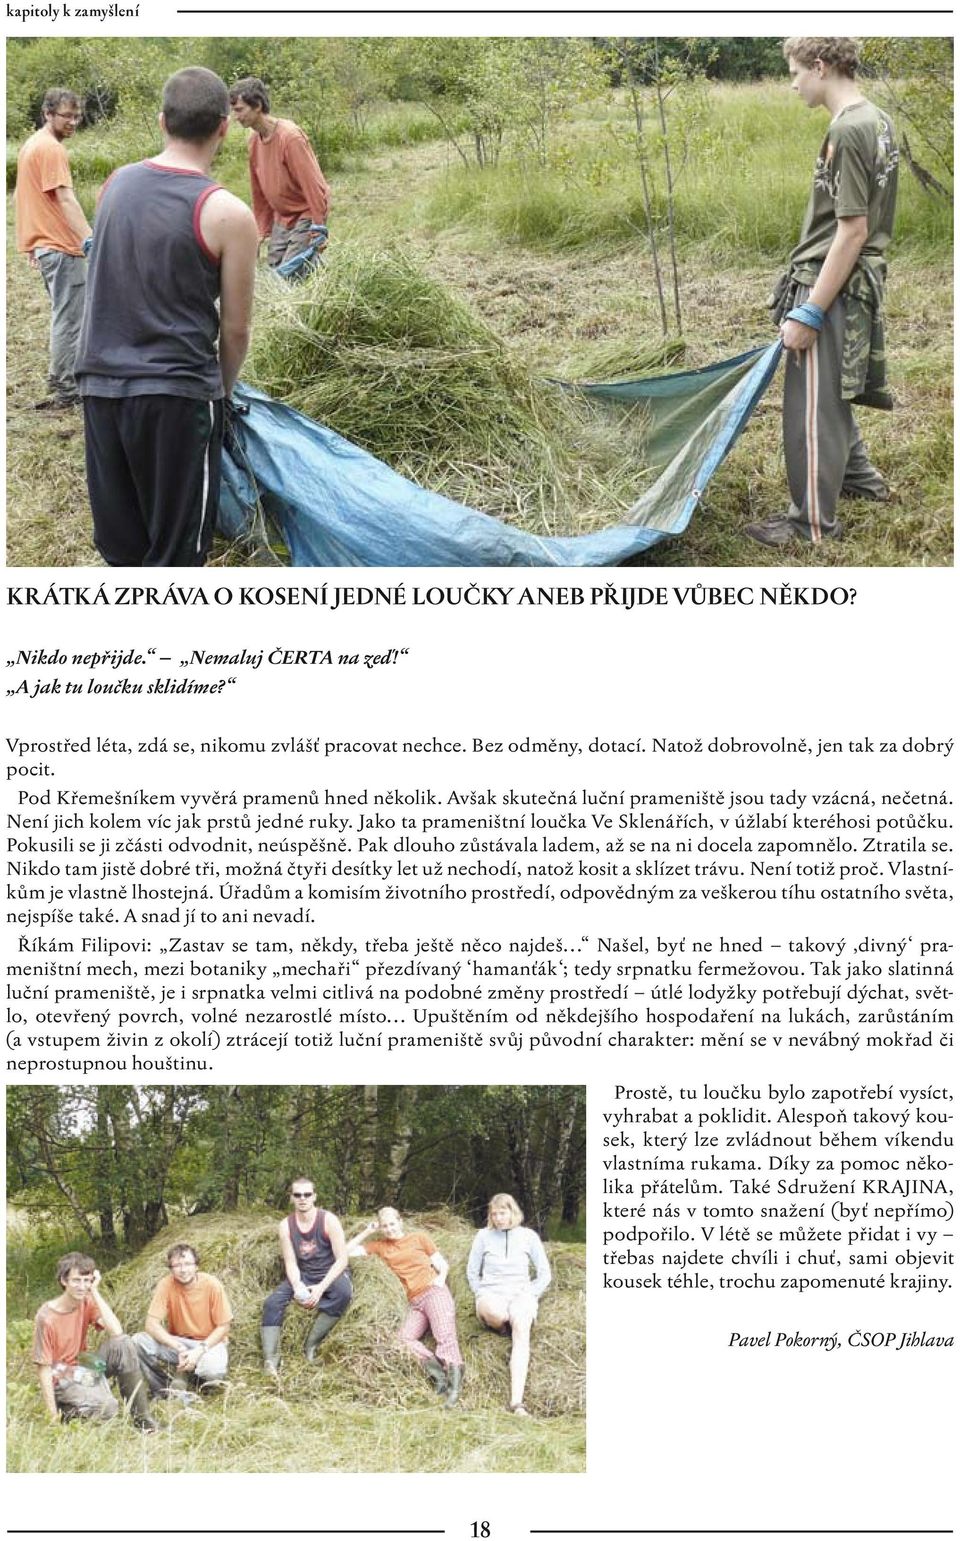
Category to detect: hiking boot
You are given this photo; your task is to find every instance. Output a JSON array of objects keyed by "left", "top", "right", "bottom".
[
  {"left": 423, "top": 1356, "right": 447, "bottom": 1394},
  {"left": 841, "top": 482, "right": 893, "bottom": 503},
  {"left": 443, "top": 1365, "right": 463, "bottom": 1409},
  {"left": 33, "top": 394, "right": 79, "bottom": 411},
  {"left": 743, "top": 516, "right": 798, "bottom": 548},
  {"left": 743, "top": 515, "right": 842, "bottom": 548}
]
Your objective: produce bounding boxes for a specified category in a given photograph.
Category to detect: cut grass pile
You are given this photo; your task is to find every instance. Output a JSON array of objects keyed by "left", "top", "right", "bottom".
[
  {"left": 245, "top": 242, "right": 677, "bottom": 530},
  {"left": 7, "top": 1209, "right": 586, "bottom": 1473}
]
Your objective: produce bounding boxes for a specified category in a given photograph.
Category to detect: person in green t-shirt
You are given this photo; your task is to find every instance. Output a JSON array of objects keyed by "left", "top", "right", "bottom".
[{"left": 744, "top": 38, "right": 899, "bottom": 549}]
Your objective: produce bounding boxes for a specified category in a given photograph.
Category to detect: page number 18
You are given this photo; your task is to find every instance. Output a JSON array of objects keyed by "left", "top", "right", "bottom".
[{"left": 471, "top": 1524, "right": 491, "bottom": 1538}]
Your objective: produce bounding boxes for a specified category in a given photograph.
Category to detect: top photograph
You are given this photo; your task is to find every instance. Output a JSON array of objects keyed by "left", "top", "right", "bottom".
[{"left": 6, "top": 35, "right": 953, "bottom": 570}]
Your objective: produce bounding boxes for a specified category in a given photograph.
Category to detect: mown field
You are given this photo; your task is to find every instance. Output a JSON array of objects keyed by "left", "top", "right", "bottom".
[
  {"left": 5, "top": 82, "right": 953, "bottom": 568},
  {"left": 7, "top": 1209, "right": 586, "bottom": 1473}
]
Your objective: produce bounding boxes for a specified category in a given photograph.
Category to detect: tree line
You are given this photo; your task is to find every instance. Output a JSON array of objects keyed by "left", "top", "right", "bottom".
[
  {"left": 6, "top": 1085, "right": 586, "bottom": 1248},
  {"left": 6, "top": 37, "right": 796, "bottom": 139}
]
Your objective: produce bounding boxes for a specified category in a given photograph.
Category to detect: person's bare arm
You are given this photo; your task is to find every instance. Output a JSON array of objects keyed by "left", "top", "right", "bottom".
[
  {"left": 145, "top": 1312, "right": 181, "bottom": 1353},
  {"left": 277, "top": 1219, "right": 302, "bottom": 1290},
  {"left": 781, "top": 214, "right": 868, "bottom": 355},
  {"left": 346, "top": 1219, "right": 378, "bottom": 1258},
  {"left": 200, "top": 190, "right": 258, "bottom": 397},
  {"left": 90, "top": 1272, "right": 124, "bottom": 1338},
  {"left": 54, "top": 185, "right": 92, "bottom": 244},
  {"left": 200, "top": 1322, "right": 231, "bottom": 1351},
  {"left": 429, "top": 1250, "right": 449, "bottom": 1289},
  {"left": 145, "top": 1312, "right": 194, "bottom": 1374},
  {"left": 179, "top": 1321, "right": 231, "bottom": 1373},
  {"left": 37, "top": 1364, "right": 60, "bottom": 1421}
]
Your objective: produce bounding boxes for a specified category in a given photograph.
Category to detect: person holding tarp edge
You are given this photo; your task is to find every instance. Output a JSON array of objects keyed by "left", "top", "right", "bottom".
[
  {"left": 74, "top": 69, "right": 257, "bottom": 570},
  {"left": 229, "top": 78, "right": 330, "bottom": 271},
  {"left": 74, "top": 67, "right": 258, "bottom": 567},
  {"left": 745, "top": 37, "right": 898, "bottom": 549}
]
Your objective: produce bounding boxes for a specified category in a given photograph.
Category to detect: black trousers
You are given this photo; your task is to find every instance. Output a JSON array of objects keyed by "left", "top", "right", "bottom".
[{"left": 83, "top": 394, "right": 224, "bottom": 567}]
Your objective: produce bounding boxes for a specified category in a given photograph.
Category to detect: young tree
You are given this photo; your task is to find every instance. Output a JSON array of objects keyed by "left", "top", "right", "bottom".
[
  {"left": 605, "top": 38, "right": 710, "bottom": 336},
  {"left": 509, "top": 38, "right": 606, "bottom": 167},
  {"left": 392, "top": 37, "right": 517, "bottom": 168}
]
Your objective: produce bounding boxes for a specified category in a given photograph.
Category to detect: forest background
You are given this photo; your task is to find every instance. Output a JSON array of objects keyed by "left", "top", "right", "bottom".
[
  {"left": 7, "top": 1084, "right": 586, "bottom": 1472},
  {"left": 7, "top": 1083, "right": 586, "bottom": 1246},
  {"left": 5, "top": 36, "right": 954, "bottom": 568}
]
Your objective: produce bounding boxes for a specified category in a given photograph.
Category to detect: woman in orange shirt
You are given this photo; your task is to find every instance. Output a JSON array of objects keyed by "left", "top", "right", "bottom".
[{"left": 349, "top": 1208, "right": 463, "bottom": 1407}]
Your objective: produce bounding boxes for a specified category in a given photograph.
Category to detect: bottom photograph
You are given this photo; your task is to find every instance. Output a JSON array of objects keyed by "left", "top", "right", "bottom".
[{"left": 6, "top": 1084, "right": 586, "bottom": 1473}]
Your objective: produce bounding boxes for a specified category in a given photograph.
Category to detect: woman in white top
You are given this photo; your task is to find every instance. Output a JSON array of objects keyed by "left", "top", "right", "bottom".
[{"left": 466, "top": 1192, "right": 551, "bottom": 1417}]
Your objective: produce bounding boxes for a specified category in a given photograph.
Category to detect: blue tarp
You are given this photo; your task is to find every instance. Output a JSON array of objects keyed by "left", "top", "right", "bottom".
[{"left": 219, "top": 342, "right": 783, "bottom": 567}]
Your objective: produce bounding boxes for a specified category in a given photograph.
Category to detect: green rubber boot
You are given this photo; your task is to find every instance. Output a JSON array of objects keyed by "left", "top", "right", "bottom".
[
  {"left": 443, "top": 1365, "right": 463, "bottom": 1409},
  {"left": 423, "top": 1356, "right": 447, "bottom": 1394},
  {"left": 304, "top": 1311, "right": 338, "bottom": 1362},
  {"left": 261, "top": 1324, "right": 282, "bottom": 1379},
  {"left": 115, "top": 1359, "right": 158, "bottom": 1431}
]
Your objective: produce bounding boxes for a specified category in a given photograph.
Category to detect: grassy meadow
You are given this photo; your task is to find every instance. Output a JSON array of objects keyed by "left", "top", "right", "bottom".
[
  {"left": 7, "top": 1208, "right": 586, "bottom": 1473},
  {"left": 5, "top": 79, "right": 953, "bottom": 568}
]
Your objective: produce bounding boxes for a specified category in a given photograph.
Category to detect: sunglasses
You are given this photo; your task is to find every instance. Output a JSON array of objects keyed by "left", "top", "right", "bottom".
[{"left": 291, "top": 1191, "right": 314, "bottom": 1199}]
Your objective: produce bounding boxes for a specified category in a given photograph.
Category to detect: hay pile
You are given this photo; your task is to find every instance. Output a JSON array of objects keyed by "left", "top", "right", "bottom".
[
  {"left": 104, "top": 1209, "right": 585, "bottom": 1418},
  {"left": 245, "top": 243, "right": 651, "bottom": 532}
]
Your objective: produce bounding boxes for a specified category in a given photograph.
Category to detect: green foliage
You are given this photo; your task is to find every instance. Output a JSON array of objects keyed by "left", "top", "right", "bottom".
[
  {"left": 675, "top": 37, "right": 786, "bottom": 81},
  {"left": 389, "top": 37, "right": 605, "bottom": 169},
  {"left": 323, "top": 38, "right": 393, "bottom": 135},
  {"left": 861, "top": 37, "right": 953, "bottom": 190},
  {"left": 8, "top": 1086, "right": 586, "bottom": 1242},
  {"left": 423, "top": 83, "right": 951, "bottom": 261},
  {"left": 507, "top": 39, "right": 607, "bottom": 166},
  {"left": 5, "top": 37, "right": 444, "bottom": 177},
  {"left": 389, "top": 37, "right": 512, "bottom": 167},
  {"left": 605, "top": 37, "right": 787, "bottom": 84},
  {"left": 6, "top": 38, "right": 192, "bottom": 135}
]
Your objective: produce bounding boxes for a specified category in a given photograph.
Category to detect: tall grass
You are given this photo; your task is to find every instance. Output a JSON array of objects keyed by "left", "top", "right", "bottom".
[
  {"left": 421, "top": 82, "right": 952, "bottom": 261},
  {"left": 7, "top": 99, "right": 442, "bottom": 199}
]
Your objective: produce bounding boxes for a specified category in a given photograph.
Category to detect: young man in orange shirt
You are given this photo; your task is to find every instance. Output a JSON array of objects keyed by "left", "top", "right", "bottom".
[
  {"left": 15, "top": 87, "right": 92, "bottom": 409},
  {"left": 229, "top": 78, "right": 329, "bottom": 268},
  {"left": 32, "top": 1251, "right": 157, "bottom": 1430},
  {"left": 134, "top": 1242, "right": 233, "bottom": 1394}
]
